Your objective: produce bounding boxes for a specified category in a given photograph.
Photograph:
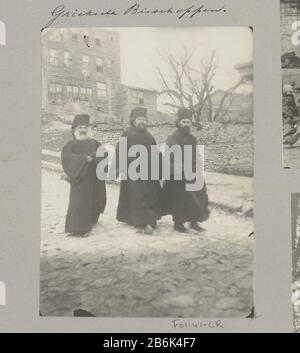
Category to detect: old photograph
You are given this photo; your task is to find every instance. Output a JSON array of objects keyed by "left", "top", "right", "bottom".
[
  {"left": 40, "top": 27, "right": 253, "bottom": 318},
  {"left": 281, "top": 0, "right": 300, "bottom": 167},
  {"left": 291, "top": 194, "right": 300, "bottom": 332}
]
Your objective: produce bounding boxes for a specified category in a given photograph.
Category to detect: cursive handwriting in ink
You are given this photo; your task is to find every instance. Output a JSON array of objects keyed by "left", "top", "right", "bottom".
[
  {"left": 123, "top": 3, "right": 226, "bottom": 20},
  {"left": 42, "top": 4, "right": 118, "bottom": 31},
  {"left": 42, "top": 3, "right": 227, "bottom": 31},
  {"left": 177, "top": 5, "right": 226, "bottom": 20},
  {"left": 123, "top": 3, "right": 175, "bottom": 16},
  {"left": 172, "top": 319, "right": 225, "bottom": 330}
]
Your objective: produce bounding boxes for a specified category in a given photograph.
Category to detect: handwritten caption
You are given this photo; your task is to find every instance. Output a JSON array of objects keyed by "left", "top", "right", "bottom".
[
  {"left": 42, "top": 3, "right": 227, "bottom": 31},
  {"left": 171, "top": 319, "right": 225, "bottom": 330}
]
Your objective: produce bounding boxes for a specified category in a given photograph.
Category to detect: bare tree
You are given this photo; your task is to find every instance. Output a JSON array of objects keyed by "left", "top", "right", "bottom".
[
  {"left": 209, "top": 79, "right": 243, "bottom": 122},
  {"left": 157, "top": 48, "right": 243, "bottom": 127}
]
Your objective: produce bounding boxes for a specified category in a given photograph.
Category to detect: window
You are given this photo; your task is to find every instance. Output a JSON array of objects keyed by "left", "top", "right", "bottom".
[
  {"left": 72, "top": 32, "right": 78, "bottom": 41},
  {"left": 79, "top": 87, "right": 88, "bottom": 100},
  {"left": 49, "top": 84, "right": 56, "bottom": 93},
  {"left": 95, "top": 38, "right": 101, "bottom": 46},
  {"left": 82, "top": 68, "right": 89, "bottom": 77},
  {"left": 49, "top": 31, "right": 61, "bottom": 41},
  {"left": 49, "top": 49, "right": 58, "bottom": 66},
  {"left": 82, "top": 55, "right": 89, "bottom": 64},
  {"left": 86, "top": 88, "right": 92, "bottom": 95},
  {"left": 131, "top": 90, "right": 144, "bottom": 105},
  {"left": 82, "top": 55, "right": 90, "bottom": 77},
  {"left": 66, "top": 85, "right": 79, "bottom": 101},
  {"left": 49, "top": 84, "right": 63, "bottom": 104},
  {"left": 63, "top": 51, "right": 72, "bottom": 67},
  {"left": 97, "top": 82, "right": 107, "bottom": 97},
  {"left": 96, "top": 57, "right": 104, "bottom": 73}
]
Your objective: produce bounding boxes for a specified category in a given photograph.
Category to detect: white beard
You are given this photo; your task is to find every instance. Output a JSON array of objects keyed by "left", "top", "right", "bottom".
[
  {"left": 87, "top": 127, "right": 95, "bottom": 139},
  {"left": 74, "top": 129, "right": 88, "bottom": 141}
]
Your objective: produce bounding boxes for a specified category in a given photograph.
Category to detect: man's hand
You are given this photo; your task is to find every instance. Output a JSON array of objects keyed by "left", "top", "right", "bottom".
[{"left": 86, "top": 155, "right": 93, "bottom": 163}]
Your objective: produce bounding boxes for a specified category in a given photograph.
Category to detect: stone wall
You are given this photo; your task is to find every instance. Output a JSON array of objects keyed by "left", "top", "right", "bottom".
[{"left": 42, "top": 121, "right": 253, "bottom": 177}]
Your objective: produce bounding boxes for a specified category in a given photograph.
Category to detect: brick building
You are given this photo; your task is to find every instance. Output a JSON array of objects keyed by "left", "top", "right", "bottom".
[
  {"left": 234, "top": 61, "right": 253, "bottom": 82},
  {"left": 41, "top": 28, "right": 158, "bottom": 125}
]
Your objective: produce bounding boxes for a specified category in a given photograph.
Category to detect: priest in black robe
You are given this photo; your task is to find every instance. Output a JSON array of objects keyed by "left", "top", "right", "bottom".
[
  {"left": 61, "top": 114, "right": 106, "bottom": 237},
  {"left": 162, "top": 108, "right": 210, "bottom": 233},
  {"left": 115, "top": 107, "right": 162, "bottom": 235}
]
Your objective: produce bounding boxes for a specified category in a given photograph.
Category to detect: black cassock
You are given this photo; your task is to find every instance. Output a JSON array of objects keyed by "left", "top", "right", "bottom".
[
  {"left": 162, "top": 129, "right": 210, "bottom": 224},
  {"left": 116, "top": 126, "right": 162, "bottom": 227},
  {"left": 61, "top": 138, "right": 106, "bottom": 233}
]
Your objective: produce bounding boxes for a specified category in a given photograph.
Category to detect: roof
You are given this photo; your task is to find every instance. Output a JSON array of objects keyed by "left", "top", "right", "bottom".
[
  {"left": 122, "top": 84, "right": 158, "bottom": 94},
  {"left": 234, "top": 61, "right": 253, "bottom": 70}
]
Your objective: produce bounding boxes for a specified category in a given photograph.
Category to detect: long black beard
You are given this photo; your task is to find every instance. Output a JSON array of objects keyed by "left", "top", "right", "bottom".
[
  {"left": 178, "top": 126, "right": 190, "bottom": 135},
  {"left": 134, "top": 125, "right": 147, "bottom": 132}
]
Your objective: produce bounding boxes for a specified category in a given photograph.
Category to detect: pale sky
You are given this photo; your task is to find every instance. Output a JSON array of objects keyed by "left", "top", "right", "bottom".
[{"left": 114, "top": 27, "right": 253, "bottom": 92}]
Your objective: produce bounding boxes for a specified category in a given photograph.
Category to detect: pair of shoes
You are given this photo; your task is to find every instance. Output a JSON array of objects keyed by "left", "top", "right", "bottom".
[
  {"left": 174, "top": 224, "right": 189, "bottom": 233},
  {"left": 151, "top": 221, "right": 157, "bottom": 229},
  {"left": 68, "top": 231, "right": 90, "bottom": 238},
  {"left": 67, "top": 233, "right": 81, "bottom": 237},
  {"left": 190, "top": 222, "right": 205, "bottom": 232},
  {"left": 144, "top": 224, "right": 154, "bottom": 235}
]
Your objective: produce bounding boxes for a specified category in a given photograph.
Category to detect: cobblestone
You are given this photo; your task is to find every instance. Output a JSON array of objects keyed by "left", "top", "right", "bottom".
[{"left": 40, "top": 170, "right": 253, "bottom": 318}]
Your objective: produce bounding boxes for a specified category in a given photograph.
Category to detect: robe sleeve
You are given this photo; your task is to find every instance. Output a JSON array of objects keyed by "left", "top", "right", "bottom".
[
  {"left": 150, "top": 135, "right": 163, "bottom": 180},
  {"left": 87, "top": 140, "right": 107, "bottom": 164},
  {"left": 61, "top": 142, "right": 89, "bottom": 183},
  {"left": 165, "top": 135, "right": 184, "bottom": 179},
  {"left": 113, "top": 131, "right": 128, "bottom": 179}
]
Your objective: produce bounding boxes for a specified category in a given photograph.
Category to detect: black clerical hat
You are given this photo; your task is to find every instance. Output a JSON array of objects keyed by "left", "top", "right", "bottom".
[
  {"left": 72, "top": 114, "right": 90, "bottom": 129},
  {"left": 129, "top": 107, "right": 147, "bottom": 124},
  {"left": 176, "top": 108, "right": 193, "bottom": 127}
]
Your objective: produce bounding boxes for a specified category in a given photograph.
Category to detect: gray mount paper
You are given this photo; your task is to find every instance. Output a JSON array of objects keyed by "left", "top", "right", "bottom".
[
  {"left": 0, "top": 0, "right": 295, "bottom": 333},
  {"left": 40, "top": 26, "right": 253, "bottom": 318}
]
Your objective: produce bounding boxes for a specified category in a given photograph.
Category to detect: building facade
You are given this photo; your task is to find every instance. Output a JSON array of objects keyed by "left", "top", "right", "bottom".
[
  {"left": 234, "top": 61, "right": 253, "bottom": 82},
  {"left": 41, "top": 28, "right": 158, "bottom": 125}
]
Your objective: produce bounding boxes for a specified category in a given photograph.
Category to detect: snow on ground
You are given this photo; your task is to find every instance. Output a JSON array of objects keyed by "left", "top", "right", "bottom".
[{"left": 40, "top": 170, "right": 253, "bottom": 318}]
